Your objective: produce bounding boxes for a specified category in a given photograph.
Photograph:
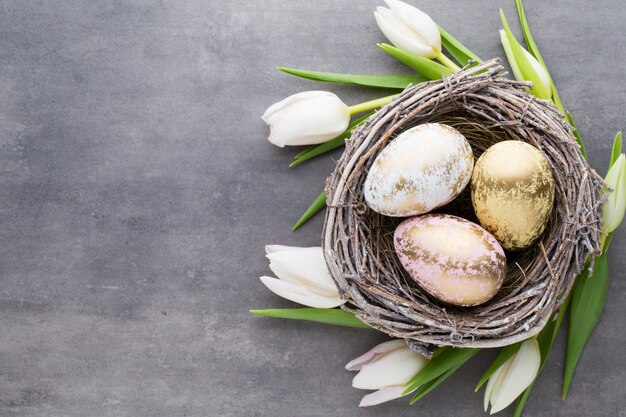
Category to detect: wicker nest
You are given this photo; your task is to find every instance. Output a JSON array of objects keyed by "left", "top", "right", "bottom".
[{"left": 322, "top": 59, "right": 605, "bottom": 351}]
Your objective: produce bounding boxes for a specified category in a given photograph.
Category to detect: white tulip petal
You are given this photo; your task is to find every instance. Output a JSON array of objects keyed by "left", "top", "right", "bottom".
[
  {"left": 499, "top": 30, "right": 524, "bottom": 83},
  {"left": 259, "top": 276, "right": 344, "bottom": 308},
  {"left": 265, "top": 94, "right": 349, "bottom": 147},
  {"left": 269, "top": 262, "right": 339, "bottom": 297},
  {"left": 605, "top": 154, "right": 626, "bottom": 195},
  {"left": 266, "top": 247, "right": 337, "bottom": 292},
  {"left": 264, "top": 245, "right": 291, "bottom": 254},
  {"left": 484, "top": 378, "right": 491, "bottom": 411},
  {"left": 374, "top": 8, "right": 434, "bottom": 58},
  {"left": 352, "top": 346, "right": 428, "bottom": 390},
  {"left": 603, "top": 154, "right": 626, "bottom": 233},
  {"left": 264, "top": 245, "right": 315, "bottom": 255},
  {"left": 489, "top": 338, "right": 540, "bottom": 414},
  {"left": 359, "top": 386, "right": 406, "bottom": 407},
  {"left": 484, "top": 358, "right": 511, "bottom": 412},
  {"left": 522, "top": 48, "right": 551, "bottom": 100},
  {"left": 376, "top": 7, "right": 419, "bottom": 47},
  {"left": 265, "top": 246, "right": 323, "bottom": 264},
  {"left": 345, "top": 339, "right": 406, "bottom": 371},
  {"left": 261, "top": 91, "right": 336, "bottom": 123},
  {"left": 385, "top": 0, "right": 440, "bottom": 54}
]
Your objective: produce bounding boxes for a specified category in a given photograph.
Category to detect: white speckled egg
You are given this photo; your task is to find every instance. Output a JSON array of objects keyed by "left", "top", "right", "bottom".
[
  {"left": 364, "top": 123, "right": 474, "bottom": 217},
  {"left": 394, "top": 214, "right": 506, "bottom": 307}
]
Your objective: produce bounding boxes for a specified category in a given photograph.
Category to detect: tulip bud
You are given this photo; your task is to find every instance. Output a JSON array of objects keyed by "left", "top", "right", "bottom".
[
  {"left": 484, "top": 338, "right": 540, "bottom": 414},
  {"left": 499, "top": 29, "right": 552, "bottom": 100},
  {"left": 262, "top": 91, "right": 350, "bottom": 147},
  {"left": 259, "top": 245, "right": 345, "bottom": 309},
  {"left": 602, "top": 154, "right": 626, "bottom": 234},
  {"left": 346, "top": 339, "right": 429, "bottom": 407},
  {"left": 374, "top": 0, "right": 441, "bottom": 59}
]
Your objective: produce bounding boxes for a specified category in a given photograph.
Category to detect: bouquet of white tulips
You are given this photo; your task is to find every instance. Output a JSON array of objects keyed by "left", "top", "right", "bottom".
[{"left": 251, "top": 0, "right": 626, "bottom": 415}]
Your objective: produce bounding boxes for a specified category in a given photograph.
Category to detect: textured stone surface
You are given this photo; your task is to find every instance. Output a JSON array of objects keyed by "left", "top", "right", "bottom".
[{"left": 0, "top": 0, "right": 624, "bottom": 416}]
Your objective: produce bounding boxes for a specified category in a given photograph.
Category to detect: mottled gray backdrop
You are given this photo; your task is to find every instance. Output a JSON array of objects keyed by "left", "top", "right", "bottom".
[{"left": 0, "top": 0, "right": 624, "bottom": 416}]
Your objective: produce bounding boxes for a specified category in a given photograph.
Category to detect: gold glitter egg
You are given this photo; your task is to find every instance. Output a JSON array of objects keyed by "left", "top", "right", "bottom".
[
  {"left": 364, "top": 123, "right": 474, "bottom": 217},
  {"left": 394, "top": 214, "right": 506, "bottom": 307},
  {"left": 471, "top": 140, "right": 555, "bottom": 251}
]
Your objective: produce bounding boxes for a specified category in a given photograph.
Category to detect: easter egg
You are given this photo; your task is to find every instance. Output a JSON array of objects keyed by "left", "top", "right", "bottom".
[
  {"left": 394, "top": 214, "right": 506, "bottom": 307},
  {"left": 471, "top": 140, "right": 555, "bottom": 251},
  {"left": 364, "top": 123, "right": 474, "bottom": 217}
]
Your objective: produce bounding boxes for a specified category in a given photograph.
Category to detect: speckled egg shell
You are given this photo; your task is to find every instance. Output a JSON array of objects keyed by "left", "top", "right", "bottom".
[
  {"left": 394, "top": 214, "right": 506, "bottom": 307},
  {"left": 471, "top": 140, "right": 555, "bottom": 251},
  {"left": 364, "top": 123, "right": 474, "bottom": 217}
]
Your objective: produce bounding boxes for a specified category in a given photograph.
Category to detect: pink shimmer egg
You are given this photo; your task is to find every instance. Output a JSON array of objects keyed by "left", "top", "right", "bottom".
[{"left": 394, "top": 214, "right": 506, "bottom": 307}]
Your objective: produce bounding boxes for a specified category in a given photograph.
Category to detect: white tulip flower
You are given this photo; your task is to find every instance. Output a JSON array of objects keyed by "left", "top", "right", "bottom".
[
  {"left": 346, "top": 339, "right": 429, "bottom": 407},
  {"left": 259, "top": 245, "right": 345, "bottom": 309},
  {"left": 484, "top": 338, "right": 541, "bottom": 414},
  {"left": 602, "top": 153, "right": 626, "bottom": 234},
  {"left": 374, "top": 0, "right": 441, "bottom": 59},
  {"left": 261, "top": 91, "right": 350, "bottom": 147},
  {"left": 499, "top": 8, "right": 553, "bottom": 101}
]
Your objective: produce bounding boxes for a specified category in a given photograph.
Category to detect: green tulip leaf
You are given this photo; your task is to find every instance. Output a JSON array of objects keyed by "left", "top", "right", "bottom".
[
  {"left": 278, "top": 67, "right": 427, "bottom": 89},
  {"left": 611, "top": 131, "right": 623, "bottom": 167},
  {"left": 566, "top": 111, "right": 587, "bottom": 159},
  {"left": 292, "top": 190, "right": 326, "bottom": 231},
  {"left": 291, "top": 136, "right": 344, "bottom": 167},
  {"left": 378, "top": 43, "right": 453, "bottom": 80},
  {"left": 249, "top": 308, "right": 370, "bottom": 328},
  {"left": 550, "top": 84, "right": 566, "bottom": 115},
  {"left": 410, "top": 361, "right": 464, "bottom": 404},
  {"left": 514, "top": 0, "right": 568, "bottom": 116},
  {"left": 291, "top": 137, "right": 345, "bottom": 165},
  {"left": 539, "top": 293, "right": 572, "bottom": 368},
  {"left": 500, "top": 10, "right": 551, "bottom": 100},
  {"left": 403, "top": 347, "right": 479, "bottom": 395},
  {"left": 563, "top": 254, "right": 609, "bottom": 399},
  {"left": 291, "top": 113, "right": 372, "bottom": 167},
  {"left": 475, "top": 342, "right": 522, "bottom": 391},
  {"left": 515, "top": 0, "right": 545, "bottom": 66},
  {"left": 499, "top": 29, "right": 524, "bottom": 84},
  {"left": 438, "top": 25, "right": 482, "bottom": 66}
]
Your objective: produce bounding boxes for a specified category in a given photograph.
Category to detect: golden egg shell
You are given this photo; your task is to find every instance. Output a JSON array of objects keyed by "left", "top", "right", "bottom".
[
  {"left": 471, "top": 140, "right": 555, "bottom": 251},
  {"left": 394, "top": 214, "right": 506, "bottom": 307}
]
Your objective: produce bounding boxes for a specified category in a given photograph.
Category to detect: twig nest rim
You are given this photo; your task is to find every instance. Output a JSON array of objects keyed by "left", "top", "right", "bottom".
[{"left": 322, "top": 59, "right": 604, "bottom": 349}]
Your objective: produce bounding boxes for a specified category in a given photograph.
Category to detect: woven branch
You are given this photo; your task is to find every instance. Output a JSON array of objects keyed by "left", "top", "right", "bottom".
[{"left": 322, "top": 59, "right": 604, "bottom": 350}]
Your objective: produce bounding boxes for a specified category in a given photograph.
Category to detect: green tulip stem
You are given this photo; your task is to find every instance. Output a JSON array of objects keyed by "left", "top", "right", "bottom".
[
  {"left": 436, "top": 52, "right": 462, "bottom": 72},
  {"left": 347, "top": 94, "right": 396, "bottom": 116}
]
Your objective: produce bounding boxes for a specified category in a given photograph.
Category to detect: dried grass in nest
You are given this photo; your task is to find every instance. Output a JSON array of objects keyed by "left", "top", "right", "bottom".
[{"left": 322, "top": 59, "right": 605, "bottom": 352}]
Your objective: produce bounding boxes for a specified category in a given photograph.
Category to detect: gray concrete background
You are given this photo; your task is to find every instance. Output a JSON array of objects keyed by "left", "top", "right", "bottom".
[{"left": 0, "top": 0, "right": 624, "bottom": 416}]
